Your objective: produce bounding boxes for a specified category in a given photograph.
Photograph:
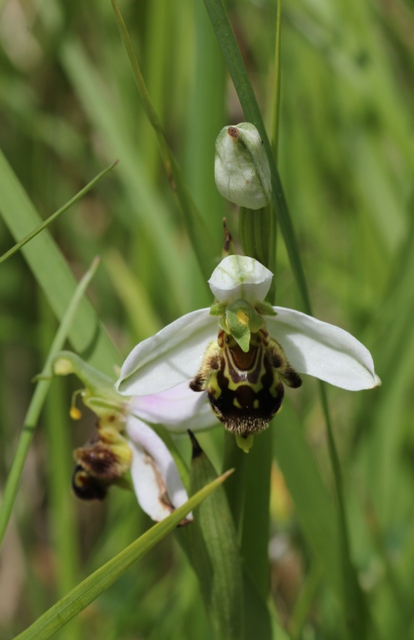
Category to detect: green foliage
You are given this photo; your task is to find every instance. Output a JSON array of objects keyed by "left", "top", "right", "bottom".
[{"left": 1, "top": 0, "right": 414, "bottom": 638}]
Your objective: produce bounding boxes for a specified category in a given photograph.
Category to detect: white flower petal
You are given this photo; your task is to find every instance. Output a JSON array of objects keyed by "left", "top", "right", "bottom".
[
  {"left": 126, "top": 416, "right": 192, "bottom": 522},
  {"left": 268, "top": 308, "right": 380, "bottom": 391},
  {"left": 208, "top": 255, "right": 273, "bottom": 304},
  {"left": 116, "top": 309, "right": 217, "bottom": 396},
  {"left": 128, "top": 441, "right": 174, "bottom": 522},
  {"left": 129, "top": 382, "right": 219, "bottom": 432}
]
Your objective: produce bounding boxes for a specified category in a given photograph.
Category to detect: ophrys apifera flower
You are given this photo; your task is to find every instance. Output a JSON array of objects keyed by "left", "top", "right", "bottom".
[
  {"left": 53, "top": 352, "right": 213, "bottom": 522},
  {"left": 116, "top": 255, "right": 380, "bottom": 452}
]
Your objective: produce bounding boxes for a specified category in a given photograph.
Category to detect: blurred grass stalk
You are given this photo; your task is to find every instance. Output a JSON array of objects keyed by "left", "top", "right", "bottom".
[
  {"left": 40, "top": 297, "right": 81, "bottom": 640},
  {"left": 0, "top": 257, "right": 101, "bottom": 547},
  {"left": 15, "top": 471, "right": 234, "bottom": 640}
]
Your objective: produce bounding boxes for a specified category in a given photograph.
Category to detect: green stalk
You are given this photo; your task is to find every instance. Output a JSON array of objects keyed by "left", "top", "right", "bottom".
[
  {"left": 185, "top": 0, "right": 226, "bottom": 247},
  {"left": 41, "top": 298, "right": 81, "bottom": 640},
  {"left": 185, "top": 434, "right": 243, "bottom": 640},
  {"left": 319, "top": 382, "right": 372, "bottom": 637},
  {"left": 240, "top": 428, "right": 272, "bottom": 601},
  {"left": 270, "top": 0, "right": 282, "bottom": 162},
  {"left": 268, "top": 0, "right": 282, "bottom": 292},
  {"left": 222, "top": 432, "right": 248, "bottom": 533},
  {"left": 239, "top": 207, "right": 271, "bottom": 268},
  {"left": 203, "top": 0, "right": 312, "bottom": 313},
  {"left": 203, "top": 1, "right": 369, "bottom": 632},
  {"left": 0, "top": 257, "right": 100, "bottom": 547}
]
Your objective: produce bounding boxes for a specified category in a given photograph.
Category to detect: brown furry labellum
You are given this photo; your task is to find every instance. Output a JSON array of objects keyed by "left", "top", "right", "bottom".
[{"left": 190, "top": 329, "right": 301, "bottom": 437}]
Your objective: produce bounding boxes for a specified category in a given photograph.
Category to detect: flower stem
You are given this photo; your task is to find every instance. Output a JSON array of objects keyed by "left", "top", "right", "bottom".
[
  {"left": 239, "top": 207, "right": 271, "bottom": 268},
  {"left": 270, "top": 0, "right": 282, "bottom": 163},
  {"left": 222, "top": 429, "right": 272, "bottom": 601},
  {"left": 240, "top": 428, "right": 272, "bottom": 600},
  {"left": 222, "top": 432, "right": 248, "bottom": 534},
  {"left": 319, "top": 382, "right": 372, "bottom": 637}
]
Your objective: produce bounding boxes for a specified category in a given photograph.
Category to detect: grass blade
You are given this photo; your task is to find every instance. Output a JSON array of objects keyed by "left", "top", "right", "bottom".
[
  {"left": 111, "top": 0, "right": 217, "bottom": 281},
  {"left": 0, "top": 160, "right": 118, "bottom": 264},
  {"left": 0, "top": 257, "right": 101, "bottom": 547},
  {"left": 0, "top": 149, "right": 120, "bottom": 374},
  {"left": 14, "top": 470, "right": 233, "bottom": 640}
]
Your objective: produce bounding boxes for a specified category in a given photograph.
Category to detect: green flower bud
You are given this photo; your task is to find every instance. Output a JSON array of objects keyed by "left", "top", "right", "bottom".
[{"left": 214, "top": 122, "right": 271, "bottom": 209}]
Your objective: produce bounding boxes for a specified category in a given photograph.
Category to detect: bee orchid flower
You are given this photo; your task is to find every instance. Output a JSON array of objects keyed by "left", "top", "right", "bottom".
[
  {"left": 116, "top": 255, "right": 380, "bottom": 452},
  {"left": 53, "top": 353, "right": 214, "bottom": 522}
]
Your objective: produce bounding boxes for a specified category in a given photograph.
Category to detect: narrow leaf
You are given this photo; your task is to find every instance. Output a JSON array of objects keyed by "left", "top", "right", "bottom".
[
  {"left": 15, "top": 470, "right": 233, "bottom": 640},
  {"left": 0, "top": 160, "right": 118, "bottom": 263},
  {"left": 181, "top": 432, "right": 244, "bottom": 640},
  {"left": 0, "top": 149, "right": 120, "bottom": 375},
  {"left": 0, "top": 257, "right": 101, "bottom": 546},
  {"left": 111, "top": 0, "right": 217, "bottom": 282}
]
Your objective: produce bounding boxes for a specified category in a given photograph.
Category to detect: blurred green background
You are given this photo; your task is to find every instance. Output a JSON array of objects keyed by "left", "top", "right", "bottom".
[{"left": 1, "top": 0, "right": 414, "bottom": 637}]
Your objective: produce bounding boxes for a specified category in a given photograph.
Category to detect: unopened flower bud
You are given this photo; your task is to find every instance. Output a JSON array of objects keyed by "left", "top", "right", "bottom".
[{"left": 214, "top": 122, "right": 271, "bottom": 209}]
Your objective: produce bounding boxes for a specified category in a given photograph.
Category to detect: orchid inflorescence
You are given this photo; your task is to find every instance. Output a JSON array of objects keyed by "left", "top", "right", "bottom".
[
  {"left": 55, "top": 122, "right": 380, "bottom": 522},
  {"left": 56, "top": 252, "right": 379, "bottom": 520}
]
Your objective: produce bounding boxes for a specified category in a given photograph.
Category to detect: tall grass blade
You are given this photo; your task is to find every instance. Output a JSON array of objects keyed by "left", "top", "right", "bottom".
[
  {"left": 181, "top": 433, "right": 244, "bottom": 640},
  {"left": 0, "top": 257, "right": 101, "bottom": 546},
  {"left": 0, "top": 160, "right": 118, "bottom": 264},
  {"left": 0, "top": 149, "right": 120, "bottom": 374},
  {"left": 14, "top": 470, "right": 233, "bottom": 640},
  {"left": 111, "top": 0, "right": 217, "bottom": 281}
]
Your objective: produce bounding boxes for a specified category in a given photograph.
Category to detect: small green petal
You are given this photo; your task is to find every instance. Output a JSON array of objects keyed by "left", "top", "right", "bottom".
[{"left": 255, "top": 301, "right": 277, "bottom": 316}]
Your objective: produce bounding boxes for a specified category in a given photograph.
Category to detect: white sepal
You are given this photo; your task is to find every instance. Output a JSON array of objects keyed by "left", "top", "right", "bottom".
[
  {"left": 128, "top": 382, "right": 218, "bottom": 432},
  {"left": 116, "top": 309, "right": 217, "bottom": 396},
  {"left": 126, "top": 416, "right": 192, "bottom": 522},
  {"left": 267, "top": 308, "right": 381, "bottom": 391}
]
